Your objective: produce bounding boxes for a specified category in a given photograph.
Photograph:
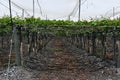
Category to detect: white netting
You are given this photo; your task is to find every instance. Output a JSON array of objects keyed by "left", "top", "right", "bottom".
[{"left": 0, "top": 0, "right": 120, "bottom": 20}]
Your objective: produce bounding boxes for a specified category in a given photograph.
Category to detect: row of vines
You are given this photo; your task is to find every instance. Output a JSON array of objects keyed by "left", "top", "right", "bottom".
[{"left": 0, "top": 16, "right": 120, "bottom": 67}]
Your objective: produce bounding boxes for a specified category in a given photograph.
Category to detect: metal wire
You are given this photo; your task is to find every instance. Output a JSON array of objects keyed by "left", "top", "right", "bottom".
[
  {"left": 7, "top": 0, "right": 14, "bottom": 79},
  {"left": 7, "top": 36, "right": 14, "bottom": 79},
  {"left": 37, "top": 0, "right": 42, "bottom": 15},
  {"left": 5, "top": 0, "right": 31, "bottom": 16},
  {"left": 0, "top": 1, "right": 18, "bottom": 13},
  {"left": 69, "top": 0, "right": 87, "bottom": 17}
]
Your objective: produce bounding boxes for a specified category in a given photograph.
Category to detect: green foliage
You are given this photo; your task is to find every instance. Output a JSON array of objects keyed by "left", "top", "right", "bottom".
[{"left": 0, "top": 16, "right": 120, "bottom": 36}]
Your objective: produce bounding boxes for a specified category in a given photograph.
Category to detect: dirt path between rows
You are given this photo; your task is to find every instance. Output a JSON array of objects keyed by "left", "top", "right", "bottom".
[{"left": 1, "top": 37, "right": 120, "bottom": 80}]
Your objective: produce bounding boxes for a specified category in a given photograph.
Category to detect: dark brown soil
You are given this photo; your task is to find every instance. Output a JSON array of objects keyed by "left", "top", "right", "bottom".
[{"left": 0, "top": 37, "right": 120, "bottom": 80}]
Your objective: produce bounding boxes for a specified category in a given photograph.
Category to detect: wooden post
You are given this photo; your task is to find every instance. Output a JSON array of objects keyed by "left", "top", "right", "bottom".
[
  {"left": 14, "top": 26, "right": 21, "bottom": 66},
  {"left": 117, "top": 40, "right": 120, "bottom": 67},
  {"left": 92, "top": 31, "right": 96, "bottom": 55},
  {"left": 87, "top": 33, "right": 90, "bottom": 53},
  {"left": 113, "top": 26, "right": 117, "bottom": 67},
  {"left": 101, "top": 32, "right": 105, "bottom": 59}
]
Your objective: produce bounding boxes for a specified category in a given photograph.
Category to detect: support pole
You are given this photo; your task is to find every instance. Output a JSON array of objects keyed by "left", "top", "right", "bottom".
[
  {"left": 113, "top": 7, "right": 115, "bottom": 19},
  {"left": 22, "top": 9, "right": 24, "bottom": 19},
  {"left": 9, "top": 0, "right": 21, "bottom": 66},
  {"left": 9, "top": 0, "right": 13, "bottom": 30},
  {"left": 78, "top": 0, "right": 81, "bottom": 21},
  {"left": 33, "top": 0, "right": 35, "bottom": 17}
]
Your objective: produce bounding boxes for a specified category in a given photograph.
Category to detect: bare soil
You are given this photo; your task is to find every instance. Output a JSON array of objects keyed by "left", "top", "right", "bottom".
[{"left": 0, "top": 37, "right": 120, "bottom": 80}]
